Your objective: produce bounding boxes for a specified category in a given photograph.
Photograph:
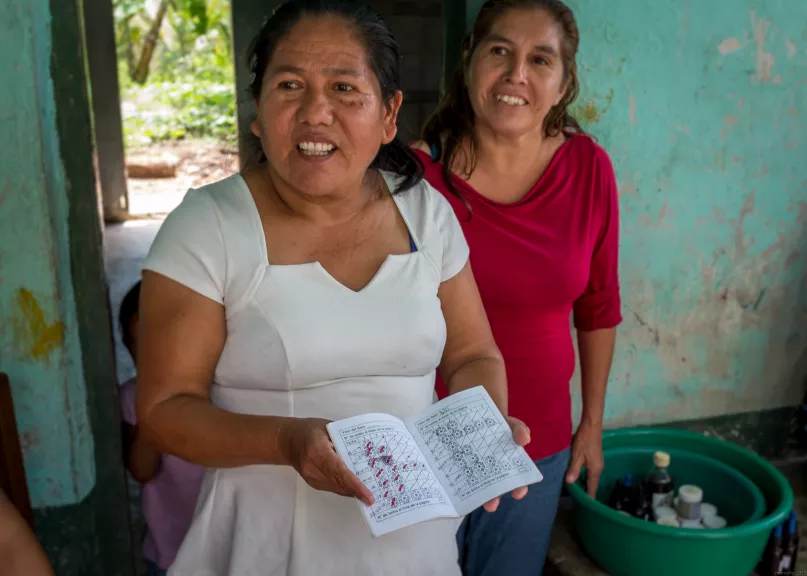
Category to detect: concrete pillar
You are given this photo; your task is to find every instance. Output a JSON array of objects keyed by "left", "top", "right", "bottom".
[
  {"left": 83, "top": 0, "right": 130, "bottom": 222},
  {"left": 0, "top": 0, "right": 135, "bottom": 572}
]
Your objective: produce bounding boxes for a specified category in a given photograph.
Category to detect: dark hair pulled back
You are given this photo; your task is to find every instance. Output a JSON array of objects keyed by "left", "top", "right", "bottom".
[
  {"left": 421, "top": 0, "right": 584, "bottom": 200},
  {"left": 246, "top": 0, "right": 423, "bottom": 194}
]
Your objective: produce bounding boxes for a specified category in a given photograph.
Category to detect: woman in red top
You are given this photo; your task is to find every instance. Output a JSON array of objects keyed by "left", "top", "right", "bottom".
[{"left": 412, "top": 1, "right": 621, "bottom": 574}]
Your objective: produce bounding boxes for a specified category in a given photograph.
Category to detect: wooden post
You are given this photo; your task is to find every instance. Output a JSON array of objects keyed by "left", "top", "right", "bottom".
[{"left": 83, "top": 0, "right": 130, "bottom": 222}]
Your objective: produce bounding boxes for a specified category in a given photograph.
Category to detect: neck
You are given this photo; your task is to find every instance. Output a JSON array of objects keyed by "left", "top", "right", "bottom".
[
  {"left": 265, "top": 166, "right": 381, "bottom": 226},
  {"left": 461, "top": 123, "right": 558, "bottom": 178}
]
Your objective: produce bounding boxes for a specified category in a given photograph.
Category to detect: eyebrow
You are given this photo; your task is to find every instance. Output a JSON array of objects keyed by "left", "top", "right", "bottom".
[
  {"left": 484, "top": 34, "right": 559, "bottom": 56},
  {"left": 269, "top": 64, "right": 365, "bottom": 77}
]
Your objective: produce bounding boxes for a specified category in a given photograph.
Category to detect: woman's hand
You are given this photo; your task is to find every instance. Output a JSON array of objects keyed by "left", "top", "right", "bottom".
[
  {"left": 564, "top": 419, "right": 604, "bottom": 497},
  {"left": 482, "top": 416, "right": 531, "bottom": 512},
  {"left": 280, "top": 418, "right": 374, "bottom": 506}
]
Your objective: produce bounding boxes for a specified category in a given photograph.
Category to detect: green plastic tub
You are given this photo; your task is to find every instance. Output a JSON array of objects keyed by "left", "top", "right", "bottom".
[
  {"left": 596, "top": 446, "right": 766, "bottom": 525},
  {"left": 566, "top": 428, "right": 794, "bottom": 576}
]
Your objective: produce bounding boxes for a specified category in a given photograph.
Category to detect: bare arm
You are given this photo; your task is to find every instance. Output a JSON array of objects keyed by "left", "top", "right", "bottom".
[
  {"left": 136, "top": 270, "right": 372, "bottom": 503},
  {"left": 437, "top": 262, "right": 531, "bottom": 511},
  {"left": 136, "top": 270, "right": 291, "bottom": 467},
  {"left": 122, "top": 422, "right": 161, "bottom": 483},
  {"left": 577, "top": 328, "right": 616, "bottom": 427},
  {"left": 437, "top": 261, "right": 508, "bottom": 415},
  {"left": 0, "top": 490, "right": 54, "bottom": 576},
  {"left": 564, "top": 327, "right": 616, "bottom": 495}
]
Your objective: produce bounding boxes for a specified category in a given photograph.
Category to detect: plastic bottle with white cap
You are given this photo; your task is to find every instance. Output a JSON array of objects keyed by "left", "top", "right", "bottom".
[{"left": 676, "top": 484, "right": 703, "bottom": 520}]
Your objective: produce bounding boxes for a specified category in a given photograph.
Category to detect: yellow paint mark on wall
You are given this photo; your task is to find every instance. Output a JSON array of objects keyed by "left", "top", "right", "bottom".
[{"left": 12, "top": 288, "right": 64, "bottom": 361}]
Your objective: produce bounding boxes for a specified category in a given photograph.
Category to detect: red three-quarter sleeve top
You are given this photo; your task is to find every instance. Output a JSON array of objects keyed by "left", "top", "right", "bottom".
[{"left": 414, "top": 133, "right": 623, "bottom": 461}]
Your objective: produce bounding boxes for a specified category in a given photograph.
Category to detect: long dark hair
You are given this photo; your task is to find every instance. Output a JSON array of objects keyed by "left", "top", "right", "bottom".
[
  {"left": 421, "top": 0, "right": 584, "bottom": 199},
  {"left": 245, "top": 0, "right": 423, "bottom": 194}
]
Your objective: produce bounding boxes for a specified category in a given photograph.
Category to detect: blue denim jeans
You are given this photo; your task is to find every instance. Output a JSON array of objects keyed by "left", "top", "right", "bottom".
[{"left": 456, "top": 447, "right": 571, "bottom": 576}]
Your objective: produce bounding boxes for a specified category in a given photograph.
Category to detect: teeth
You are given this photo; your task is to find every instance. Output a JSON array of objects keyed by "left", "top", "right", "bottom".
[
  {"left": 298, "top": 141, "right": 335, "bottom": 155},
  {"left": 496, "top": 94, "right": 527, "bottom": 106}
]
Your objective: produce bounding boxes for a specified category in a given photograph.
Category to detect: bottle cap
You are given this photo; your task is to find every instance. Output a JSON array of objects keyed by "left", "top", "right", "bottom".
[
  {"left": 774, "top": 523, "right": 783, "bottom": 537},
  {"left": 678, "top": 485, "right": 703, "bottom": 504},
  {"left": 788, "top": 511, "right": 797, "bottom": 533},
  {"left": 701, "top": 503, "right": 718, "bottom": 518},
  {"left": 657, "top": 516, "right": 680, "bottom": 527},
  {"left": 653, "top": 451, "right": 671, "bottom": 468},
  {"left": 702, "top": 515, "right": 727, "bottom": 529}
]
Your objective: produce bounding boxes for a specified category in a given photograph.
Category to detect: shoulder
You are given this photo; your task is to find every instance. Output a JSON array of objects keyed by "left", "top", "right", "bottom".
[
  {"left": 409, "top": 140, "right": 431, "bottom": 155},
  {"left": 149, "top": 173, "right": 255, "bottom": 248},
  {"left": 384, "top": 171, "right": 455, "bottom": 226},
  {"left": 566, "top": 133, "right": 616, "bottom": 176},
  {"left": 172, "top": 173, "right": 249, "bottom": 219}
]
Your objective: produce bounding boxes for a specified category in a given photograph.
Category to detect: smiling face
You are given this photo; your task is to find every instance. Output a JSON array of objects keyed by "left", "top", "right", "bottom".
[
  {"left": 250, "top": 15, "right": 401, "bottom": 197},
  {"left": 465, "top": 7, "right": 568, "bottom": 140}
]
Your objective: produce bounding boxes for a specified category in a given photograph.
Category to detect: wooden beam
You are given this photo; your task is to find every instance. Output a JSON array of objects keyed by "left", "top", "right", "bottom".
[{"left": 83, "top": 0, "right": 130, "bottom": 222}]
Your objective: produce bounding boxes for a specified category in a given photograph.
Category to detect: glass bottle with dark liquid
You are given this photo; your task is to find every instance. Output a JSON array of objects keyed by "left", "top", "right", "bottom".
[{"left": 645, "top": 451, "right": 674, "bottom": 509}]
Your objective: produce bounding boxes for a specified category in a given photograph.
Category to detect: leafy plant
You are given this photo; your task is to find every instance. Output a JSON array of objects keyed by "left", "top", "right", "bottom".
[{"left": 114, "top": 0, "right": 236, "bottom": 147}]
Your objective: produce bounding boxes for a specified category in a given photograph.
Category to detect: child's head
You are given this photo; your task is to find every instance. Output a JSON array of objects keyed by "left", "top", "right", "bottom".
[{"left": 119, "top": 280, "right": 142, "bottom": 364}]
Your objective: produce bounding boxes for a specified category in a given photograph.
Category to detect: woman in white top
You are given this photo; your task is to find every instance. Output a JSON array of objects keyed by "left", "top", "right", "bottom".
[{"left": 136, "top": 1, "right": 531, "bottom": 575}]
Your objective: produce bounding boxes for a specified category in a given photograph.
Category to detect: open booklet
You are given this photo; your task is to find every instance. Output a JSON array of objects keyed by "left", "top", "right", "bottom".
[{"left": 326, "top": 386, "right": 543, "bottom": 537}]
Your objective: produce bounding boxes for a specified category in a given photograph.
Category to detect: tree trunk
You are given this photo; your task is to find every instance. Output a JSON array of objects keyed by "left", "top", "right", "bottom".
[{"left": 131, "top": 0, "right": 169, "bottom": 85}]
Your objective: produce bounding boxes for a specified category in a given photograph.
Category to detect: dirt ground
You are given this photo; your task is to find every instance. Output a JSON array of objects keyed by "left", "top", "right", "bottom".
[{"left": 126, "top": 139, "right": 239, "bottom": 218}]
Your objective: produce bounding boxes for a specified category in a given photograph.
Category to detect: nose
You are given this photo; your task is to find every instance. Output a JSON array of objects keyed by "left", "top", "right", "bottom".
[
  {"left": 504, "top": 56, "right": 528, "bottom": 85},
  {"left": 298, "top": 88, "right": 334, "bottom": 126}
]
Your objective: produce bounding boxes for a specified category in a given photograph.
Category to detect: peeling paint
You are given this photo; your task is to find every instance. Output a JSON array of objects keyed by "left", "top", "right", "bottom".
[
  {"left": 718, "top": 37, "right": 744, "bottom": 55},
  {"left": 786, "top": 39, "right": 798, "bottom": 58},
  {"left": 751, "top": 11, "right": 775, "bottom": 83},
  {"left": 569, "top": 88, "right": 614, "bottom": 127}
]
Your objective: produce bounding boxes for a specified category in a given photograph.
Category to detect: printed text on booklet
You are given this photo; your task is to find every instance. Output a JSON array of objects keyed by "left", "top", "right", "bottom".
[{"left": 326, "top": 386, "right": 543, "bottom": 537}]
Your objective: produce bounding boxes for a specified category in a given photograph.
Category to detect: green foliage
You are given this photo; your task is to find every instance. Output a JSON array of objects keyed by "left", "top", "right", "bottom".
[
  {"left": 177, "top": 0, "right": 209, "bottom": 35},
  {"left": 114, "top": 0, "right": 236, "bottom": 147}
]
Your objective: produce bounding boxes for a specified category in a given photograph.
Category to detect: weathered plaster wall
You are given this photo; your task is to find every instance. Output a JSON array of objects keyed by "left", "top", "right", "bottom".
[
  {"left": 562, "top": 0, "right": 807, "bottom": 427},
  {"left": 0, "top": 0, "right": 94, "bottom": 506}
]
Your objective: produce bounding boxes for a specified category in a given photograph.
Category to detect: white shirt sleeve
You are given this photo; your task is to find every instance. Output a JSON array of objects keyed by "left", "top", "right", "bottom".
[
  {"left": 429, "top": 183, "right": 470, "bottom": 282},
  {"left": 141, "top": 189, "right": 226, "bottom": 304}
]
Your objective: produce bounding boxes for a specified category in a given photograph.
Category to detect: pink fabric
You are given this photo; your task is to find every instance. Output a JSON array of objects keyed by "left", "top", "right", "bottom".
[
  {"left": 120, "top": 379, "right": 205, "bottom": 570},
  {"left": 414, "top": 133, "right": 623, "bottom": 460}
]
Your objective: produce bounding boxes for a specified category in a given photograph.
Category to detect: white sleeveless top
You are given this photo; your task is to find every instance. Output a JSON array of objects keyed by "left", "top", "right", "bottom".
[{"left": 142, "top": 171, "right": 469, "bottom": 576}]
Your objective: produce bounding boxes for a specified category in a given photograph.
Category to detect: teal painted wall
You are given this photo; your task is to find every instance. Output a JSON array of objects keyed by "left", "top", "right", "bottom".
[
  {"left": 463, "top": 0, "right": 807, "bottom": 427},
  {"left": 565, "top": 1, "right": 807, "bottom": 427},
  {"left": 0, "top": 0, "right": 94, "bottom": 506}
]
